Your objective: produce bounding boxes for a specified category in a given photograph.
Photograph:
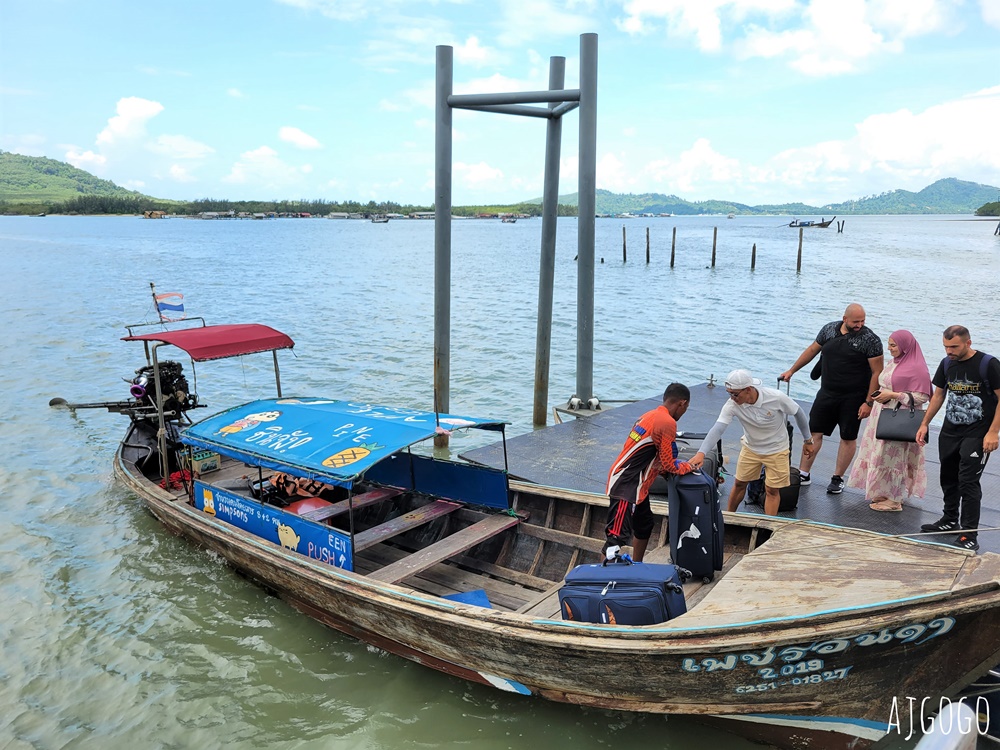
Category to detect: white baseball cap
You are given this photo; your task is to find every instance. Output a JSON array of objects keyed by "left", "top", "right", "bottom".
[{"left": 725, "top": 369, "right": 762, "bottom": 389}]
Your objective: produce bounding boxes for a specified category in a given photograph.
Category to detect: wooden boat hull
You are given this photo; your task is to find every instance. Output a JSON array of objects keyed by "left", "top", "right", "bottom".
[{"left": 115, "top": 444, "right": 1000, "bottom": 750}]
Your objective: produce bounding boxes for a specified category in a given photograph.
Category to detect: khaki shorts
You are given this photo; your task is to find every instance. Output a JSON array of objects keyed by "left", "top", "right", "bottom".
[{"left": 735, "top": 444, "right": 791, "bottom": 488}]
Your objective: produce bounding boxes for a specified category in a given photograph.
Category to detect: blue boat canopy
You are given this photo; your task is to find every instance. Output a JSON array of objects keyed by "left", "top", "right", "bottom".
[{"left": 181, "top": 397, "right": 506, "bottom": 488}]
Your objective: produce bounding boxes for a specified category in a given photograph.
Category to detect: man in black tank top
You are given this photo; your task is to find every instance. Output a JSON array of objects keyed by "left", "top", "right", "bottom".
[
  {"left": 917, "top": 325, "right": 1000, "bottom": 551},
  {"left": 779, "top": 304, "right": 884, "bottom": 494}
]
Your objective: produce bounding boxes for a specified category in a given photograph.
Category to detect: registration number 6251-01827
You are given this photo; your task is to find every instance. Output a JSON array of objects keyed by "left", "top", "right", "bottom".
[{"left": 734, "top": 664, "right": 853, "bottom": 694}]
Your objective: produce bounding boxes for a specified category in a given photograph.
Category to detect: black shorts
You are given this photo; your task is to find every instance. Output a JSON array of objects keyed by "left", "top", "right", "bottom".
[
  {"left": 604, "top": 496, "right": 655, "bottom": 546},
  {"left": 808, "top": 389, "right": 867, "bottom": 441}
]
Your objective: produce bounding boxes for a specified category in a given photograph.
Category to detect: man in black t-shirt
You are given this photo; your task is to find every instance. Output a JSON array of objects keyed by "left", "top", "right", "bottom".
[
  {"left": 917, "top": 325, "right": 1000, "bottom": 551},
  {"left": 780, "top": 303, "right": 884, "bottom": 494}
]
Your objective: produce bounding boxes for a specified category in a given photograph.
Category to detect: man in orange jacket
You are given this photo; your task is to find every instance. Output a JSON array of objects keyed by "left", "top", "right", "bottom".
[{"left": 604, "top": 383, "right": 695, "bottom": 561}]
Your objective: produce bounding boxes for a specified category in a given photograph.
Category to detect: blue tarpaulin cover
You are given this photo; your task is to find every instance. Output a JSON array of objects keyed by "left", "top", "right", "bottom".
[{"left": 181, "top": 397, "right": 506, "bottom": 489}]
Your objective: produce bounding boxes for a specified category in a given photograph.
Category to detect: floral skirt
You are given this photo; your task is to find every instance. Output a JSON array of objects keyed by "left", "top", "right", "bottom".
[{"left": 847, "top": 403, "right": 927, "bottom": 501}]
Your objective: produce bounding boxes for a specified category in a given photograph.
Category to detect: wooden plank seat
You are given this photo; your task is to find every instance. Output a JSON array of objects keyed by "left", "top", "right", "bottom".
[
  {"left": 368, "top": 514, "right": 520, "bottom": 584},
  {"left": 298, "top": 486, "right": 403, "bottom": 523},
  {"left": 353, "top": 499, "right": 462, "bottom": 552}
]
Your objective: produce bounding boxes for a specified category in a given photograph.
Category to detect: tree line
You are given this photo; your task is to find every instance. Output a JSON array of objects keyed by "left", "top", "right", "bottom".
[{"left": 0, "top": 195, "right": 579, "bottom": 217}]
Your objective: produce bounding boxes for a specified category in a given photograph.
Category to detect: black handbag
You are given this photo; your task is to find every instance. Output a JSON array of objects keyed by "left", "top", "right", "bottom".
[{"left": 875, "top": 393, "right": 921, "bottom": 443}]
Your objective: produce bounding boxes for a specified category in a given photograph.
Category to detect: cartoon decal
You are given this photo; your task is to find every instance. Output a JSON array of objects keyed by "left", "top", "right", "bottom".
[
  {"left": 276, "top": 523, "right": 301, "bottom": 551},
  {"left": 216, "top": 410, "right": 282, "bottom": 435},
  {"left": 323, "top": 442, "right": 384, "bottom": 468},
  {"left": 203, "top": 490, "right": 216, "bottom": 516}
]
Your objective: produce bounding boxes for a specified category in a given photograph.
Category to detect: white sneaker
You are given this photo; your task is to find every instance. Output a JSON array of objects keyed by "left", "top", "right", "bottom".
[{"left": 799, "top": 471, "right": 811, "bottom": 486}]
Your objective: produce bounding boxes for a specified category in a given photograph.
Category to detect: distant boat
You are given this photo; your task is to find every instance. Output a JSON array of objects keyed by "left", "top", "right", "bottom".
[
  {"left": 501, "top": 216, "right": 517, "bottom": 223},
  {"left": 727, "top": 213, "right": 734, "bottom": 219},
  {"left": 789, "top": 216, "right": 836, "bottom": 228},
  {"left": 371, "top": 215, "right": 390, "bottom": 224}
]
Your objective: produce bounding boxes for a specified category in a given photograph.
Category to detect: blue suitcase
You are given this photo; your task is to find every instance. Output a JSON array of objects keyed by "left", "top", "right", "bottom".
[{"left": 558, "top": 560, "right": 687, "bottom": 625}]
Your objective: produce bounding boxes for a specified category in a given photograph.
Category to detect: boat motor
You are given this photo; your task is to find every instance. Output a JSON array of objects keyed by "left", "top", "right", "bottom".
[{"left": 128, "top": 360, "right": 197, "bottom": 415}]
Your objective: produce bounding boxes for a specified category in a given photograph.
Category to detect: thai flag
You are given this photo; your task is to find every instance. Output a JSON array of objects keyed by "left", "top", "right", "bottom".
[{"left": 155, "top": 292, "right": 185, "bottom": 321}]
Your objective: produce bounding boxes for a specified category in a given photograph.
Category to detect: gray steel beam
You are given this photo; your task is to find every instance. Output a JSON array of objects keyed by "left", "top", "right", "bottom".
[
  {"left": 449, "top": 103, "right": 555, "bottom": 118},
  {"left": 448, "top": 89, "right": 580, "bottom": 107},
  {"left": 434, "top": 45, "right": 453, "bottom": 445},
  {"left": 532, "top": 56, "right": 565, "bottom": 426},
  {"left": 576, "top": 33, "right": 598, "bottom": 404}
]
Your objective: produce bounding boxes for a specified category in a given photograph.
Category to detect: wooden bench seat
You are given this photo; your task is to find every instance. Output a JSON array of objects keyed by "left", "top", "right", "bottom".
[
  {"left": 369, "top": 514, "right": 519, "bottom": 584},
  {"left": 298, "top": 486, "right": 403, "bottom": 523},
  {"left": 354, "top": 499, "right": 461, "bottom": 551}
]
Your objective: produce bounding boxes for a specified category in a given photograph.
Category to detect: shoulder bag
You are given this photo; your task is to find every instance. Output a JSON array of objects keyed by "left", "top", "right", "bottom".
[{"left": 875, "top": 392, "right": 921, "bottom": 443}]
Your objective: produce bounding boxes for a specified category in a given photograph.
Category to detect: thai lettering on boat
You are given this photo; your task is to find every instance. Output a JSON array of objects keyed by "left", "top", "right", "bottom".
[{"left": 679, "top": 617, "right": 956, "bottom": 673}]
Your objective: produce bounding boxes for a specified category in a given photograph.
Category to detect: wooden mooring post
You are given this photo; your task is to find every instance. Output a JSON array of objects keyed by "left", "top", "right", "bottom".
[
  {"left": 797, "top": 227, "right": 803, "bottom": 272},
  {"left": 645, "top": 227, "right": 650, "bottom": 263},
  {"left": 711, "top": 226, "right": 717, "bottom": 268},
  {"left": 751, "top": 243, "right": 756, "bottom": 270},
  {"left": 622, "top": 225, "right": 627, "bottom": 263},
  {"left": 670, "top": 227, "right": 676, "bottom": 268}
]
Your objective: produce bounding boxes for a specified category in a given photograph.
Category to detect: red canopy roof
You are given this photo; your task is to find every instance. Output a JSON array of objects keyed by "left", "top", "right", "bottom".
[{"left": 122, "top": 324, "right": 294, "bottom": 361}]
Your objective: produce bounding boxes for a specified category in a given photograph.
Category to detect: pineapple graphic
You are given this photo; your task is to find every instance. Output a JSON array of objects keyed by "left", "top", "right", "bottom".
[{"left": 323, "top": 442, "right": 384, "bottom": 468}]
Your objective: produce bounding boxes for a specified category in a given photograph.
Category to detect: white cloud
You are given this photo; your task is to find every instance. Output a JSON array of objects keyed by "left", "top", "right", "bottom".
[
  {"left": 150, "top": 134, "right": 215, "bottom": 160},
  {"left": 96, "top": 97, "right": 164, "bottom": 145},
  {"left": 454, "top": 160, "right": 504, "bottom": 187},
  {"left": 169, "top": 164, "right": 197, "bottom": 182},
  {"left": 758, "top": 86, "right": 1000, "bottom": 200},
  {"left": 454, "top": 36, "right": 494, "bottom": 66},
  {"left": 620, "top": 0, "right": 957, "bottom": 75},
  {"left": 65, "top": 149, "right": 107, "bottom": 171},
  {"left": 279, "top": 126, "right": 322, "bottom": 149},
  {"left": 276, "top": 0, "right": 370, "bottom": 21},
  {"left": 983, "top": 0, "right": 1000, "bottom": 27},
  {"left": 227, "top": 88, "right": 246, "bottom": 98},
  {"left": 496, "top": 0, "right": 593, "bottom": 46},
  {"left": 223, "top": 145, "right": 309, "bottom": 187}
]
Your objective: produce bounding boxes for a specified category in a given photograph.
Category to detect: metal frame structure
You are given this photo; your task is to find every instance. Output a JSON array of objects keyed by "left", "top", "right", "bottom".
[{"left": 434, "top": 33, "right": 598, "bottom": 439}]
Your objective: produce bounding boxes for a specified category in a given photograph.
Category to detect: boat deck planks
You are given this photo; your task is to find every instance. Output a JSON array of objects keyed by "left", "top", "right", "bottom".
[
  {"left": 354, "top": 499, "right": 462, "bottom": 551},
  {"left": 368, "top": 514, "right": 520, "bottom": 583},
  {"left": 677, "top": 523, "right": 975, "bottom": 627}
]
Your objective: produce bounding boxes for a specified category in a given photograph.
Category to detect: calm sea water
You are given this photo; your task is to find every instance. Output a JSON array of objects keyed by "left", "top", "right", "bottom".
[{"left": 1, "top": 214, "right": 997, "bottom": 750}]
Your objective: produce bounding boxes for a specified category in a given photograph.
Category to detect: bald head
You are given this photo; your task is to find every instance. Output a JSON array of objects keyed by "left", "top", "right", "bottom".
[{"left": 843, "top": 304, "right": 866, "bottom": 333}]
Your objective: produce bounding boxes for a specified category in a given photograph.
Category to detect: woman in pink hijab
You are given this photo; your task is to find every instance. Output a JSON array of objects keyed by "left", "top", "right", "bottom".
[{"left": 848, "top": 330, "right": 932, "bottom": 511}]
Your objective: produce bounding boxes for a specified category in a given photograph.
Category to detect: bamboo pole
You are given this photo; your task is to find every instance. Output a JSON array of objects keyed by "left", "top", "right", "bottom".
[
  {"left": 645, "top": 227, "right": 650, "bottom": 263},
  {"left": 711, "top": 226, "right": 717, "bottom": 268},
  {"left": 670, "top": 227, "right": 676, "bottom": 268},
  {"left": 751, "top": 243, "right": 756, "bottom": 270},
  {"left": 622, "top": 225, "right": 627, "bottom": 263}
]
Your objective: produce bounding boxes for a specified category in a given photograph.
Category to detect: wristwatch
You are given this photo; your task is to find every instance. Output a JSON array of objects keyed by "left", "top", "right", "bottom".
[
  {"left": 865, "top": 399, "right": 874, "bottom": 407},
  {"left": 804, "top": 438, "right": 814, "bottom": 444}
]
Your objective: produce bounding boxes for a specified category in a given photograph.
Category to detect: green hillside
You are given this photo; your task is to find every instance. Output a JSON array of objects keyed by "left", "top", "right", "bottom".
[
  {"left": 544, "top": 179, "right": 999, "bottom": 216},
  {"left": 0, "top": 150, "right": 149, "bottom": 202},
  {"left": 823, "top": 179, "right": 1000, "bottom": 214}
]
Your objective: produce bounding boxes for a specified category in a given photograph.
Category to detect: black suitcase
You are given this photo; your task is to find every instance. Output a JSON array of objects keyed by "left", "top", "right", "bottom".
[
  {"left": 745, "top": 423, "right": 801, "bottom": 512},
  {"left": 666, "top": 468, "right": 724, "bottom": 582},
  {"left": 559, "top": 560, "right": 687, "bottom": 625}
]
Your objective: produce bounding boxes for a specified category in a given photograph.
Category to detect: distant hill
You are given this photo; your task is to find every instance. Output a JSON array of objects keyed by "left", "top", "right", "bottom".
[
  {"left": 0, "top": 150, "right": 153, "bottom": 203},
  {"left": 539, "top": 178, "right": 1000, "bottom": 216}
]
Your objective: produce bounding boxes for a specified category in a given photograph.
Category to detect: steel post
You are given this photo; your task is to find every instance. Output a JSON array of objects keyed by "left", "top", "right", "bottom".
[
  {"left": 532, "top": 56, "right": 565, "bottom": 426},
  {"left": 434, "top": 45, "right": 453, "bottom": 446},
  {"left": 576, "top": 33, "right": 597, "bottom": 404}
]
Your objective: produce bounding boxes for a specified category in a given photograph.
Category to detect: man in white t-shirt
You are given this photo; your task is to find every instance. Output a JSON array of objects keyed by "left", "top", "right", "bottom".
[{"left": 689, "top": 369, "right": 814, "bottom": 516}]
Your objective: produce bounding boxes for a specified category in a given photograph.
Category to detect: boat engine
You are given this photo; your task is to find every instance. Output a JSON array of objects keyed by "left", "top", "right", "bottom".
[{"left": 129, "top": 360, "right": 197, "bottom": 416}]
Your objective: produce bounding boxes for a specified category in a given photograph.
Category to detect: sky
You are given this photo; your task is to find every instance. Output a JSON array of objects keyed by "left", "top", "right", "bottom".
[{"left": 2, "top": 0, "right": 999, "bottom": 207}]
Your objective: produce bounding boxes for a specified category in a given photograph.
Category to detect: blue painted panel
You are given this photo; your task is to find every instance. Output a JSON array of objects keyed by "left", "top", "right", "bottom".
[
  {"left": 410, "top": 454, "right": 510, "bottom": 509},
  {"left": 193, "top": 481, "right": 353, "bottom": 571}
]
